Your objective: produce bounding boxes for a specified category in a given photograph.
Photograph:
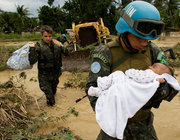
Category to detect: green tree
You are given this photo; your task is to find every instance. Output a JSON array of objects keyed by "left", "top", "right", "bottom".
[
  {"left": 154, "top": 0, "right": 179, "bottom": 28},
  {"left": 38, "top": 5, "right": 66, "bottom": 32},
  {"left": 154, "top": 0, "right": 165, "bottom": 7},
  {"left": 16, "top": 5, "right": 30, "bottom": 33},
  {"left": 37, "top": 0, "right": 179, "bottom": 35},
  {"left": 166, "top": 0, "right": 179, "bottom": 28},
  {"left": 48, "top": 0, "right": 54, "bottom": 7},
  {"left": 23, "top": 17, "right": 39, "bottom": 32},
  {"left": 0, "top": 11, "right": 17, "bottom": 33},
  {"left": 121, "top": 0, "right": 133, "bottom": 8},
  {"left": 143, "top": 0, "right": 153, "bottom": 4},
  {"left": 63, "top": 0, "right": 119, "bottom": 33}
]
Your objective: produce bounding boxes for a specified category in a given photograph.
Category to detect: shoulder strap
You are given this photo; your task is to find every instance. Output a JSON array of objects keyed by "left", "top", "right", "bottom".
[{"left": 112, "top": 53, "right": 131, "bottom": 70}]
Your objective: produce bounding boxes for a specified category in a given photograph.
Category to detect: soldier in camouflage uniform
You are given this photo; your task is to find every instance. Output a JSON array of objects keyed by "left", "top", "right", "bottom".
[
  {"left": 85, "top": 1, "right": 178, "bottom": 140},
  {"left": 29, "top": 25, "right": 69, "bottom": 106}
]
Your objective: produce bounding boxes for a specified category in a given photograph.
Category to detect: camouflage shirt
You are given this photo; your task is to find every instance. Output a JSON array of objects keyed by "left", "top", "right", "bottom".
[{"left": 29, "top": 39, "right": 69, "bottom": 77}]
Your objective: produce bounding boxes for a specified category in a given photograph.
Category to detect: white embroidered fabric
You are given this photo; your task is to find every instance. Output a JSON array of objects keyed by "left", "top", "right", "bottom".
[
  {"left": 125, "top": 69, "right": 157, "bottom": 83},
  {"left": 88, "top": 69, "right": 157, "bottom": 97}
]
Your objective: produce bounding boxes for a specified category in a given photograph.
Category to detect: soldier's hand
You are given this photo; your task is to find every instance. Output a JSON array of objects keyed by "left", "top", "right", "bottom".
[
  {"left": 53, "top": 39, "right": 61, "bottom": 47},
  {"left": 28, "top": 42, "right": 35, "bottom": 47},
  {"left": 156, "top": 78, "right": 165, "bottom": 83}
]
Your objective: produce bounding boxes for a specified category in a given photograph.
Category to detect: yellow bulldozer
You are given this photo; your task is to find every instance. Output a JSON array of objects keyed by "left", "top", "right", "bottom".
[{"left": 71, "top": 18, "right": 110, "bottom": 51}]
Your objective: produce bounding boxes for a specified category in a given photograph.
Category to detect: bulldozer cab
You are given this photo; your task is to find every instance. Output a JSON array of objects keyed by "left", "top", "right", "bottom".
[{"left": 72, "top": 18, "right": 110, "bottom": 50}]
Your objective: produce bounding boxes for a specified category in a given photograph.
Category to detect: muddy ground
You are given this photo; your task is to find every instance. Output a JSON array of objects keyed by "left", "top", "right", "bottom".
[{"left": 0, "top": 36, "right": 180, "bottom": 140}]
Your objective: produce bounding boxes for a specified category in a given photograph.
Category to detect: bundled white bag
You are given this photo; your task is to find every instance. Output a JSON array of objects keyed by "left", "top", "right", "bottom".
[{"left": 7, "top": 43, "right": 32, "bottom": 70}]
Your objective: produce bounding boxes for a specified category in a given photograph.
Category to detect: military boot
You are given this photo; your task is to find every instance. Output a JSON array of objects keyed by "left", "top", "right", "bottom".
[{"left": 46, "top": 95, "right": 55, "bottom": 106}]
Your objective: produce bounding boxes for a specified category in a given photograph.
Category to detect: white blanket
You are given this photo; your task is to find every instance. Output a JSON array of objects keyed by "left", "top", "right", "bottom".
[{"left": 88, "top": 69, "right": 180, "bottom": 139}]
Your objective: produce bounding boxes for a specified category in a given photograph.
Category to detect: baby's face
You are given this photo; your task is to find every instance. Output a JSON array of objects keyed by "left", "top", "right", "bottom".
[{"left": 148, "top": 63, "right": 164, "bottom": 75}]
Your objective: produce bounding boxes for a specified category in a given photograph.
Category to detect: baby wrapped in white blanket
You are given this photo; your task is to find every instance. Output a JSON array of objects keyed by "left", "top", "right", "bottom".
[{"left": 88, "top": 63, "right": 180, "bottom": 139}]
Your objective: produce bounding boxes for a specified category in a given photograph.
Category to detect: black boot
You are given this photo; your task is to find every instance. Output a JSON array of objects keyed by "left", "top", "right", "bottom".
[{"left": 46, "top": 95, "right": 55, "bottom": 106}]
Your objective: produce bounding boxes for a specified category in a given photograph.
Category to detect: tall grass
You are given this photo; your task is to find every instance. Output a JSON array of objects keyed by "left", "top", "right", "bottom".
[
  {"left": 0, "top": 33, "right": 41, "bottom": 40},
  {"left": 0, "top": 32, "right": 61, "bottom": 40}
]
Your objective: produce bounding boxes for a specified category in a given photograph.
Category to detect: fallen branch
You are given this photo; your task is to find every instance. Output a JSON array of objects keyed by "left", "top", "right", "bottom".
[{"left": 12, "top": 109, "right": 27, "bottom": 118}]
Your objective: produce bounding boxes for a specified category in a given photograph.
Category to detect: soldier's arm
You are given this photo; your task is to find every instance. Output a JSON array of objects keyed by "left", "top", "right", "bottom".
[
  {"left": 150, "top": 42, "right": 179, "bottom": 108},
  {"left": 85, "top": 44, "right": 112, "bottom": 111},
  {"left": 53, "top": 39, "right": 70, "bottom": 56},
  {"left": 29, "top": 42, "right": 40, "bottom": 65},
  {"left": 150, "top": 80, "right": 179, "bottom": 108}
]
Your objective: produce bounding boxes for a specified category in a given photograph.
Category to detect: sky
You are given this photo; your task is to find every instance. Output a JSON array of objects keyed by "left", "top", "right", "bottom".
[{"left": 0, "top": 0, "right": 66, "bottom": 17}]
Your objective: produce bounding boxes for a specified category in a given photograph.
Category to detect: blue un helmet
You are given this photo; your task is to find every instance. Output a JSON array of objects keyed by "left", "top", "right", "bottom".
[
  {"left": 115, "top": 1, "right": 165, "bottom": 40},
  {"left": 62, "top": 34, "right": 66, "bottom": 37}
]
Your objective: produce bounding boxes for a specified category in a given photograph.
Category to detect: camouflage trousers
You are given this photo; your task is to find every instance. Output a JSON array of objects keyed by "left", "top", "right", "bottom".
[
  {"left": 38, "top": 74, "right": 60, "bottom": 100},
  {"left": 97, "top": 112, "right": 158, "bottom": 140}
]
